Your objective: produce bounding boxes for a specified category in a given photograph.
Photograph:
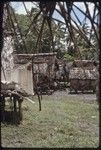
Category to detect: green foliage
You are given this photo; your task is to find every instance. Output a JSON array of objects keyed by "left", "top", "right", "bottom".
[
  {"left": 75, "top": 23, "right": 99, "bottom": 61},
  {"left": 14, "top": 13, "right": 37, "bottom": 53},
  {"left": 63, "top": 53, "right": 74, "bottom": 61},
  {"left": 13, "top": 11, "right": 67, "bottom": 54},
  {"left": 16, "top": 14, "right": 30, "bottom": 34}
]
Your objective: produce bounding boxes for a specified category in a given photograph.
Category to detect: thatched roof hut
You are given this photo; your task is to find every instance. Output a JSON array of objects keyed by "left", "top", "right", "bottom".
[
  {"left": 69, "top": 67, "right": 98, "bottom": 80},
  {"left": 69, "top": 67, "right": 99, "bottom": 93},
  {"left": 12, "top": 53, "right": 57, "bottom": 94},
  {"left": 73, "top": 60, "right": 99, "bottom": 69}
]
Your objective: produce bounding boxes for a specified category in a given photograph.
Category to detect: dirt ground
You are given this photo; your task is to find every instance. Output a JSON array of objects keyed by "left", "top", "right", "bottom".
[{"left": 48, "top": 88, "right": 96, "bottom": 103}]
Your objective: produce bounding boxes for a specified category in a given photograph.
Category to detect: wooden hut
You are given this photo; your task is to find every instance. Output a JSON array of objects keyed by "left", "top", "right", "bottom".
[
  {"left": 13, "top": 52, "right": 57, "bottom": 94},
  {"left": 69, "top": 67, "right": 98, "bottom": 93}
]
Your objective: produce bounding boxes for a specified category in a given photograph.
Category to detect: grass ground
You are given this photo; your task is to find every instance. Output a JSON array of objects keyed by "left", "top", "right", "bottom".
[{"left": 1, "top": 91, "right": 99, "bottom": 148}]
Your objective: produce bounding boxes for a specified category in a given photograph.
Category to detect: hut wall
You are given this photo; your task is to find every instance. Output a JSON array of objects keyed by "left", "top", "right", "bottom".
[
  {"left": 11, "top": 65, "right": 34, "bottom": 95},
  {"left": 69, "top": 67, "right": 98, "bottom": 92},
  {"left": 69, "top": 79, "right": 97, "bottom": 92},
  {"left": 32, "top": 54, "right": 56, "bottom": 83},
  {"left": 11, "top": 69, "right": 19, "bottom": 83},
  {"left": 18, "top": 67, "right": 33, "bottom": 95}
]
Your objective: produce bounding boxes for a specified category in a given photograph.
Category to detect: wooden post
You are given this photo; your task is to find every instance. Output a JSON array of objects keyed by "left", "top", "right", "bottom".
[
  {"left": 32, "top": 56, "right": 42, "bottom": 111},
  {"left": 1, "top": 95, "right": 5, "bottom": 122},
  {"left": 0, "top": 3, "right": 5, "bottom": 122},
  {"left": 13, "top": 96, "right": 17, "bottom": 113},
  {"left": 18, "top": 100, "right": 23, "bottom": 121},
  {"left": 11, "top": 93, "right": 23, "bottom": 123}
]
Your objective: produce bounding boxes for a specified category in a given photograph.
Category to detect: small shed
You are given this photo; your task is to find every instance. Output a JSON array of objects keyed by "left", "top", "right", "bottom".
[
  {"left": 12, "top": 53, "right": 57, "bottom": 94},
  {"left": 69, "top": 67, "right": 98, "bottom": 93}
]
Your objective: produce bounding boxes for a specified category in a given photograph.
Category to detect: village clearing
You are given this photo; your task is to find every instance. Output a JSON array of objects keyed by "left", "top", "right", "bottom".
[{"left": 1, "top": 90, "right": 99, "bottom": 148}]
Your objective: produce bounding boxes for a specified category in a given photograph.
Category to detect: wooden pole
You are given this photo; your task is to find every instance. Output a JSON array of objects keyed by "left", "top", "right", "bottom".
[
  {"left": 32, "top": 56, "right": 42, "bottom": 111},
  {"left": 0, "top": 2, "right": 4, "bottom": 82},
  {"left": 0, "top": 2, "right": 4, "bottom": 122}
]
